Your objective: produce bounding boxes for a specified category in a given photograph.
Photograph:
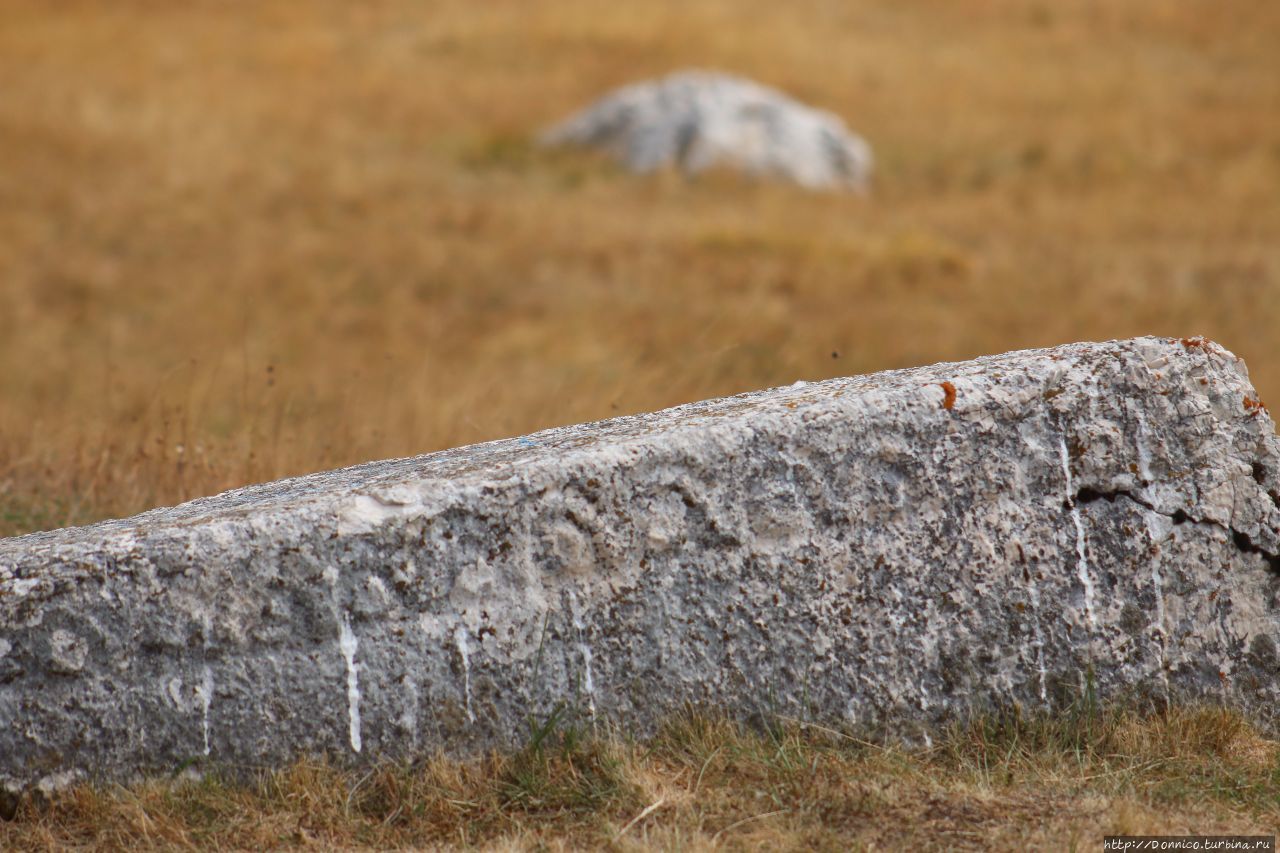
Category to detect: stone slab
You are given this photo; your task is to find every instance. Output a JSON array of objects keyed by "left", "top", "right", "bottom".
[{"left": 2, "top": 336, "right": 1279, "bottom": 794}]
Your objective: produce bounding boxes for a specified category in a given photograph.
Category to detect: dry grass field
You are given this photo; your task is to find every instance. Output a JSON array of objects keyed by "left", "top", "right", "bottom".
[
  {"left": 2, "top": 0, "right": 1279, "bottom": 536},
  {"left": 2, "top": 1, "right": 1280, "bottom": 848}
]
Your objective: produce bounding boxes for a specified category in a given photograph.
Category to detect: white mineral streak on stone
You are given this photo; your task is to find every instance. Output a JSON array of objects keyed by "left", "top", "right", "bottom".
[
  {"left": 541, "top": 70, "right": 873, "bottom": 192},
  {"left": 1144, "top": 511, "right": 1173, "bottom": 617},
  {"left": 455, "top": 625, "right": 475, "bottom": 724},
  {"left": 568, "top": 590, "right": 597, "bottom": 718},
  {"left": 339, "top": 615, "right": 362, "bottom": 753},
  {"left": 1059, "top": 437, "right": 1098, "bottom": 632},
  {"left": 198, "top": 612, "right": 214, "bottom": 756},
  {"left": 198, "top": 666, "right": 214, "bottom": 756},
  {"left": 1149, "top": 580, "right": 1171, "bottom": 698},
  {"left": 400, "top": 675, "right": 419, "bottom": 750},
  {"left": 3, "top": 337, "right": 1279, "bottom": 795}
]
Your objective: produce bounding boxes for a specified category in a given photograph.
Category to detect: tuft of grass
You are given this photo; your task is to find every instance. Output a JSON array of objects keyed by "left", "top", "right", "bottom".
[
  {"left": 2, "top": 705, "right": 1275, "bottom": 850},
  {"left": 499, "top": 707, "right": 641, "bottom": 817}
]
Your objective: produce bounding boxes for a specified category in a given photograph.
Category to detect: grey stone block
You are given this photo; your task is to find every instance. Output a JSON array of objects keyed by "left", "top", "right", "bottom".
[{"left": 2, "top": 336, "right": 1278, "bottom": 794}]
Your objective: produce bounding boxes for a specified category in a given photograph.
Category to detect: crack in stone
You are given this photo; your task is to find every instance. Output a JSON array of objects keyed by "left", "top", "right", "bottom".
[
  {"left": 1058, "top": 437, "right": 1097, "bottom": 634},
  {"left": 1229, "top": 528, "right": 1280, "bottom": 573},
  {"left": 1250, "top": 462, "right": 1280, "bottom": 511},
  {"left": 1072, "top": 486, "right": 1280, "bottom": 574}
]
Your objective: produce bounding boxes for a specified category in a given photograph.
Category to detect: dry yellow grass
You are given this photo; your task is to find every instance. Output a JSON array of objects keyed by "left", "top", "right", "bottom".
[
  {"left": 2, "top": 706, "right": 1276, "bottom": 851},
  {"left": 1, "top": 0, "right": 1278, "bottom": 534},
  {"left": 2, "top": 3, "right": 1279, "bottom": 844}
]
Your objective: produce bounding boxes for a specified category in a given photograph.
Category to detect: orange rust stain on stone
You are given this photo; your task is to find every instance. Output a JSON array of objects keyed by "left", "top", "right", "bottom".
[
  {"left": 1244, "top": 395, "right": 1268, "bottom": 415},
  {"left": 940, "top": 381, "right": 957, "bottom": 410},
  {"left": 1181, "top": 336, "right": 1208, "bottom": 349}
]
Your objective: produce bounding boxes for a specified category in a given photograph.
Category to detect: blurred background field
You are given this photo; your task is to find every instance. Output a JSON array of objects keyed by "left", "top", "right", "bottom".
[{"left": 2, "top": 0, "right": 1278, "bottom": 536}]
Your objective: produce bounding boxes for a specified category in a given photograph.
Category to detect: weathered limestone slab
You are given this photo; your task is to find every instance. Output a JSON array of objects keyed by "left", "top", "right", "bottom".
[
  {"left": 2, "top": 337, "right": 1279, "bottom": 794},
  {"left": 541, "top": 70, "right": 873, "bottom": 191}
]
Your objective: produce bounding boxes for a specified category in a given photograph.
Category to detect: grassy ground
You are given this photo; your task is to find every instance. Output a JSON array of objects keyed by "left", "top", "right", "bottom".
[
  {"left": 2, "top": 4, "right": 1279, "bottom": 847},
  {"left": 2, "top": 0, "right": 1279, "bottom": 535},
  {"left": 2, "top": 705, "right": 1276, "bottom": 850}
]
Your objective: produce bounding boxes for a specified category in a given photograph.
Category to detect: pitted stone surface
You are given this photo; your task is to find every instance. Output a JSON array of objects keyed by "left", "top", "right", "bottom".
[
  {"left": 541, "top": 70, "right": 873, "bottom": 191},
  {"left": 2, "top": 337, "right": 1279, "bottom": 793}
]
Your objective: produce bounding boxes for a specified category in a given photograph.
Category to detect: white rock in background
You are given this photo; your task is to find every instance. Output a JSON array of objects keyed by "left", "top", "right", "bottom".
[{"left": 541, "top": 70, "right": 873, "bottom": 191}]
